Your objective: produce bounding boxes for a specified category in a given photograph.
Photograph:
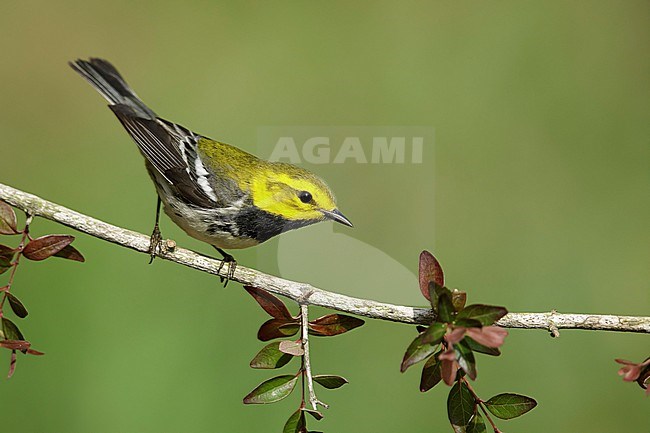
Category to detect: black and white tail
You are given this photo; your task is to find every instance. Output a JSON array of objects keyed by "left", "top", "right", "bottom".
[
  {"left": 69, "top": 58, "right": 156, "bottom": 119},
  {"left": 70, "top": 58, "right": 218, "bottom": 208}
]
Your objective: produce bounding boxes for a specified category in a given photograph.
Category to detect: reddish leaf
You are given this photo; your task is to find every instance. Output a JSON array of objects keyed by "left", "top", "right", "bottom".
[
  {"left": 465, "top": 326, "right": 508, "bottom": 348},
  {"left": 616, "top": 358, "right": 650, "bottom": 393},
  {"left": 244, "top": 286, "right": 293, "bottom": 319},
  {"left": 451, "top": 290, "right": 467, "bottom": 312},
  {"left": 250, "top": 342, "right": 294, "bottom": 369},
  {"left": 419, "top": 251, "right": 444, "bottom": 301},
  {"left": 440, "top": 348, "right": 458, "bottom": 386},
  {"left": 313, "top": 375, "right": 348, "bottom": 389},
  {"left": 445, "top": 327, "right": 467, "bottom": 345},
  {"left": 243, "top": 375, "right": 298, "bottom": 404},
  {"left": 0, "top": 201, "right": 18, "bottom": 235},
  {"left": 279, "top": 340, "right": 304, "bottom": 356},
  {"left": 0, "top": 340, "right": 41, "bottom": 355},
  {"left": 6, "top": 292, "right": 28, "bottom": 318},
  {"left": 615, "top": 359, "right": 642, "bottom": 381},
  {"left": 258, "top": 318, "right": 300, "bottom": 341},
  {"left": 0, "top": 244, "right": 16, "bottom": 262},
  {"left": 0, "top": 339, "right": 31, "bottom": 351},
  {"left": 439, "top": 347, "right": 456, "bottom": 362},
  {"left": 53, "top": 244, "right": 85, "bottom": 262},
  {"left": 308, "top": 314, "right": 364, "bottom": 336},
  {"left": 465, "top": 337, "right": 501, "bottom": 356},
  {"left": 23, "top": 235, "right": 74, "bottom": 261},
  {"left": 7, "top": 350, "right": 17, "bottom": 378}
]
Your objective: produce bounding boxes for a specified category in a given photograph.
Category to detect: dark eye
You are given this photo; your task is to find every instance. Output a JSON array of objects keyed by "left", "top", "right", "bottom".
[{"left": 298, "top": 191, "right": 313, "bottom": 203}]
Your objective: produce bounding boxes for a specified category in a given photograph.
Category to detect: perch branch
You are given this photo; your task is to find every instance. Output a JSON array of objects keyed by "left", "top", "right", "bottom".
[
  {"left": 300, "top": 304, "right": 326, "bottom": 411},
  {"left": 1, "top": 182, "right": 648, "bottom": 334}
]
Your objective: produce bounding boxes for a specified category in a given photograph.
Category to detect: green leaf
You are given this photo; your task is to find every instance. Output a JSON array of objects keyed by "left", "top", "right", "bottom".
[
  {"left": 22, "top": 235, "right": 74, "bottom": 261},
  {"left": 456, "top": 304, "right": 507, "bottom": 326},
  {"left": 420, "top": 353, "right": 442, "bottom": 392},
  {"left": 437, "top": 292, "right": 455, "bottom": 323},
  {"left": 308, "top": 314, "right": 364, "bottom": 336},
  {"left": 257, "top": 319, "right": 300, "bottom": 341},
  {"left": 302, "top": 408, "right": 324, "bottom": 420},
  {"left": 419, "top": 250, "right": 444, "bottom": 301},
  {"left": 485, "top": 393, "right": 537, "bottom": 419},
  {"left": 0, "top": 201, "right": 18, "bottom": 235},
  {"left": 1, "top": 317, "right": 24, "bottom": 341},
  {"left": 283, "top": 409, "right": 306, "bottom": 433},
  {"left": 250, "top": 342, "right": 294, "bottom": 369},
  {"left": 400, "top": 327, "right": 441, "bottom": 372},
  {"left": 428, "top": 282, "right": 450, "bottom": 314},
  {"left": 313, "top": 375, "right": 348, "bottom": 389},
  {"left": 422, "top": 322, "right": 447, "bottom": 344},
  {"left": 243, "top": 375, "right": 298, "bottom": 404},
  {"left": 466, "top": 413, "right": 487, "bottom": 433},
  {"left": 6, "top": 293, "right": 28, "bottom": 318},
  {"left": 454, "top": 341, "right": 477, "bottom": 380},
  {"left": 0, "top": 260, "right": 11, "bottom": 275},
  {"left": 447, "top": 380, "right": 476, "bottom": 429},
  {"left": 53, "top": 244, "right": 85, "bottom": 262},
  {"left": 0, "top": 245, "right": 14, "bottom": 274},
  {"left": 454, "top": 318, "right": 483, "bottom": 328},
  {"left": 465, "top": 337, "right": 501, "bottom": 356}
]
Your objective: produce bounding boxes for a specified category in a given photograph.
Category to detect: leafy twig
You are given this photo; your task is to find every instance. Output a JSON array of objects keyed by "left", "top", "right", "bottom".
[
  {"left": 0, "top": 214, "right": 31, "bottom": 311},
  {"left": 300, "top": 304, "right": 327, "bottom": 411},
  {"left": 1, "top": 182, "right": 649, "bottom": 333}
]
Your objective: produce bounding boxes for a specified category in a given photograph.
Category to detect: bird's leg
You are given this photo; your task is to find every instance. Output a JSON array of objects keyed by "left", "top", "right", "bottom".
[
  {"left": 148, "top": 197, "right": 162, "bottom": 264},
  {"left": 214, "top": 247, "right": 237, "bottom": 287}
]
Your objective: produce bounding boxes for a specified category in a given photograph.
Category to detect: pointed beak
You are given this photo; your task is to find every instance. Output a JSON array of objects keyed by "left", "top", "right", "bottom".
[{"left": 321, "top": 209, "right": 353, "bottom": 227}]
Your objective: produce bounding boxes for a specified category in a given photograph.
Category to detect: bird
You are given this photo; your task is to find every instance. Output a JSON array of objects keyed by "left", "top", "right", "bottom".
[{"left": 69, "top": 58, "right": 352, "bottom": 285}]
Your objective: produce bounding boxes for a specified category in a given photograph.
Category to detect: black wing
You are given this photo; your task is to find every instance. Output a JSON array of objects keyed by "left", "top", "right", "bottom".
[
  {"left": 70, "top": 58, "right": 217, "bottom": 208},
  {"left": 110, "top": 105, "right": 218, "bottom": 208}
]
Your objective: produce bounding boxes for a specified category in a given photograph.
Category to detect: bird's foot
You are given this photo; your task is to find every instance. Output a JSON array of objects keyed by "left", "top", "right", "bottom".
[
  {"left": 215, "top": 248, "right": 237, "bottom": 287},
  {"left": 148, "top": 224, "right": 162, "bottom": 264}
]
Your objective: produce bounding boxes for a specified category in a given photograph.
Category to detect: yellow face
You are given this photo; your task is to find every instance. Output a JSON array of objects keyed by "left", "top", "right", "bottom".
[{"left": 251, "top": 164, "right": 341, "bottom": 222}]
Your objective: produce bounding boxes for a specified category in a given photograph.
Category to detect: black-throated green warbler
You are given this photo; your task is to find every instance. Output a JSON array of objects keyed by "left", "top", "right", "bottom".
[{"left": 70, "top": 58, "right": 352, "bottom": 283}]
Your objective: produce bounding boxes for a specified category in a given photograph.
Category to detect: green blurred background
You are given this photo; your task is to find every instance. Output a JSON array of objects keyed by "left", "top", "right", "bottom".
[{"left": 1, "top": 1, "right": 648, "bottom": 432}]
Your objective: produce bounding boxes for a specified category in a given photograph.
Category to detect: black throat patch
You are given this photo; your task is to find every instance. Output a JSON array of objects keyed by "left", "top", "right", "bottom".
[{"left": 234, "top": 206, "right": 319, "bottom": 243}]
